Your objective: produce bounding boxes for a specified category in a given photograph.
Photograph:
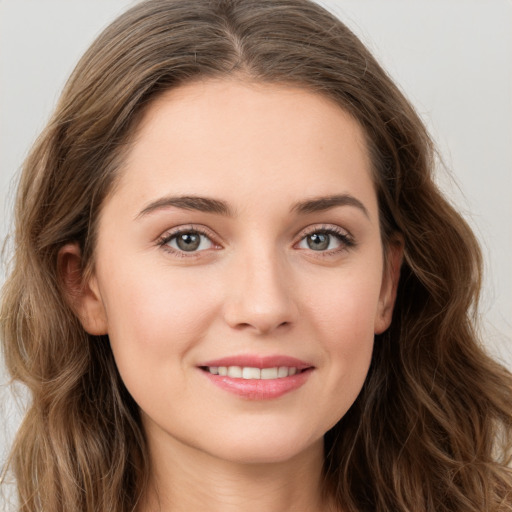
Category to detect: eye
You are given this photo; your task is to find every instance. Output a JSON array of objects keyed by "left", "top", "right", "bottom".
[
  {"left": 296, "top": 227, "right": 353, "bottom": 252},
  {"left": 160, "top": 229, "right": 215, "bottom": 253}
]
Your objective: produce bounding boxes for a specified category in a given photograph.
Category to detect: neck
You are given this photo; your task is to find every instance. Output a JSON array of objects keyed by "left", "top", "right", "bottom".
[{"left": 137, "top": 420, "right": 335, "bottom": 512}]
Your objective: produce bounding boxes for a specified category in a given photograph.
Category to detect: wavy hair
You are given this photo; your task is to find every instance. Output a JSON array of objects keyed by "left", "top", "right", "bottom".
[{"left": 1, "top": 0, "right": 511, "bottom": 510}]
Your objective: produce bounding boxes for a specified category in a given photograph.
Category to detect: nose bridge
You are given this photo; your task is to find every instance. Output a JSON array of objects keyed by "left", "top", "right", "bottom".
[{"left": 223, "top": 240, "right": 297, "bottom": 334}]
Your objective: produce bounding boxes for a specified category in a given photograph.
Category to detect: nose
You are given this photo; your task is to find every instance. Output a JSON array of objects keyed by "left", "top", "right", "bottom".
[{"left": 222, "top": 250, "right": 298, "bottom": 335}]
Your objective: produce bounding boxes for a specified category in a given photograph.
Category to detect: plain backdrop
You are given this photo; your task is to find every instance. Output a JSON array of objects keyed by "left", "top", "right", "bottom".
[{"left": 1, "top": 0, "right": 511, "bottom": 485}]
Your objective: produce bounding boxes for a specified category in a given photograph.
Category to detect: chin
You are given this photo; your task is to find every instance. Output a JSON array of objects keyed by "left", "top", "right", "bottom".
[{"left": 202, "top": 428, "right": 325, "bottom": 466}]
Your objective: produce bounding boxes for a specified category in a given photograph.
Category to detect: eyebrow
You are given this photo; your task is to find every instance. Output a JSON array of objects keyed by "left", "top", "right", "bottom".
[
  {"left": 291, "top": 194, "right": 369, "bottom": 218},
  {"left": 135, "top": 193, "right": 369, "bottom": 220},
  {"left": 136, "top": 195, "right": 233, "bottom": 219}
]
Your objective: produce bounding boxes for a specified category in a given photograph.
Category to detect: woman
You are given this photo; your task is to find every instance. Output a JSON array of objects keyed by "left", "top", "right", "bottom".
[{"left": 1, "top": 0, "right": 511, "bottom": 510}]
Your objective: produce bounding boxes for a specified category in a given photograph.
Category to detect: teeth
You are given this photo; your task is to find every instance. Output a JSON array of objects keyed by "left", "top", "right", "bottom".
[
  {"left": 208, "top": 366, "right": 299, "bottom": 379},
  {"left": 261, "top": 367, "right": 278, "bottom": 379},
  {"left": 227, "top": 366, "right": 243, "bottom": 378},
  {"left": 277, "top": 366, "right": 288, "bottom": 378},
  {"left": 242, "top": 367, "right": 261, "bottom": 379}
]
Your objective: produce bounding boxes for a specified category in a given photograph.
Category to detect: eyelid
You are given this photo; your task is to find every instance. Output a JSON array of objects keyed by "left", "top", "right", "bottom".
[
  {"left": 294, "top": 224, "right": 356, "bottom": 252},
  {"left": 157, "top": 224, "right": 222, "bottom": 256},
  {"left": 155, "top": 223, "right": 355, "bottom": 258},
  {"left": 295, "top": 223, "right": 352, "bottom": 240}
]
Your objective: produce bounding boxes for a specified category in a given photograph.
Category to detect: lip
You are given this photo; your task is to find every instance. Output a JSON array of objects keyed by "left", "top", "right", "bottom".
[
  {"left": 200, "top": 355, "right": 312, "bottom": 370},
  {"left": 198, "top": 354, "right": 314, "bottom": 400}
]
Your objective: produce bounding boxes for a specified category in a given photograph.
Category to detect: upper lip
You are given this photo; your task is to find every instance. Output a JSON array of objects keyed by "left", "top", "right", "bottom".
[{"left": 199, "top": 355, "right": 313, "bottom": 370}]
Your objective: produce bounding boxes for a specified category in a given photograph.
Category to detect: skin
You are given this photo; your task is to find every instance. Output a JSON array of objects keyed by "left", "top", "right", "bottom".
[{"left": 60, "top": 79, "right": 402, "bottom": 512}]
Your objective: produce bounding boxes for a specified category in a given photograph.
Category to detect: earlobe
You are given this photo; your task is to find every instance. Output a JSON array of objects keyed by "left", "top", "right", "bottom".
[
  {"left": 58, "top": 243, "right": 108, "bottom": 335},
  {"left": 374, "top": 237, "right": 403, "bottom": 335}
]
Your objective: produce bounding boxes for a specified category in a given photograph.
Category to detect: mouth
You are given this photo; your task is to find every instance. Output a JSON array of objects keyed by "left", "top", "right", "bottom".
[
  {"left": 199, "top": 365, "right": 309, "bottom": 379},
  {"left": 198, "top": 355, "right": 314, "bottom": 400}
]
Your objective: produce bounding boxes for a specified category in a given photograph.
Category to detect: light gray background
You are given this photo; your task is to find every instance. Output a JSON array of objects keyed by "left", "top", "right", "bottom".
[{"left": 1, "top": 0, "right": 511, "bottom": 487}]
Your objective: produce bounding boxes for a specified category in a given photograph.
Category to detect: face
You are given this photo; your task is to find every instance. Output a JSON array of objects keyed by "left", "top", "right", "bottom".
[{"left": 70, "top": 79, "right": 400, "bottom": 465}]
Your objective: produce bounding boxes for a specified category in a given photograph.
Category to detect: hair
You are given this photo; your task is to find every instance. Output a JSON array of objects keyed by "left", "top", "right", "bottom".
[{"left": 1, "top": 0, "right": 511, "bottom": 510}]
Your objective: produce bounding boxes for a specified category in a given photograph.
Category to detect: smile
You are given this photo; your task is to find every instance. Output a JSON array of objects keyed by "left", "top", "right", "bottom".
[
  {"left": 203, "top": 366, "right": 301, "bottom": 379},
  {"left": 198, "top": 355, "right": 314, "bottom": 400}
]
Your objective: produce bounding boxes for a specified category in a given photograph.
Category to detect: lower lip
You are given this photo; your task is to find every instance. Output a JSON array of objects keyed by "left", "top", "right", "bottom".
[{"left": 200, "top": 369, "right": 313, "bottom": 400}]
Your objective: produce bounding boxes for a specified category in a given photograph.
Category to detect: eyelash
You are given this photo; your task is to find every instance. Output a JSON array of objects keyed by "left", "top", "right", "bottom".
[
  {"left": 295, "top": 225, "right": 355, "bottom": 255},
  {"left": 156, "top": 224, "right": 355, "bottom": 258},
  {"left": 157, "top": 225, "right": 218, "bottom": 258}
]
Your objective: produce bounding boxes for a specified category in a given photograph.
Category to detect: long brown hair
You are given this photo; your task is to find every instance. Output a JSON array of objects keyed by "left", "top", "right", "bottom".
[{"left": 1, "top": 0, "right": 511, "bottom": 510}]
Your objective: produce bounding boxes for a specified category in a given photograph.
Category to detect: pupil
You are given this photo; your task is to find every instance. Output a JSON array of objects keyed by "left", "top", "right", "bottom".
[
  {"left": 307, "top": 233, "right": 329, "bottom": 251},
  {"left": 177, "top": 233, "right": 200, "bottom": 251}
]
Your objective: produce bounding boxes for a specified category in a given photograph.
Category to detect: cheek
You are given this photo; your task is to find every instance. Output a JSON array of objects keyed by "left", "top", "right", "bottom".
[
  {"left": 98, "top": 260, "right": 221, "bottom": 381},
  {"left": 320, "top": 289, "right": 375, "bottom": 377},
  {"left": 302, "top": 267, "right": 381, "bottom": 417},
  {"left": 307, "top": 262, "right": 382, "bottom": 343}
]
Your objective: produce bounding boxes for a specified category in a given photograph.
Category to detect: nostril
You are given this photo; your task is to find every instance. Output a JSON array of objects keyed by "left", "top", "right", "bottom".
[{"left": 232, "top": 322, "right": 252, "bottom": 330}]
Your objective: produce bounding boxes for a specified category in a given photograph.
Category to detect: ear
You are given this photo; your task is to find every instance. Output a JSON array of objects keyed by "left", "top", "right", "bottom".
[
  {"left": 58, "top": 243, "right": 108, "bottom": 335},
  {"left": 374, "top": 236, "right": 403, "bottom": 335}
]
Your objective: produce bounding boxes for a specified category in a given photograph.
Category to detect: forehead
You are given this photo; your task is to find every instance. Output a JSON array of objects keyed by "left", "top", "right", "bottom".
[{"left": 113, "top": 79, "right": 377, "bottom": 218}]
